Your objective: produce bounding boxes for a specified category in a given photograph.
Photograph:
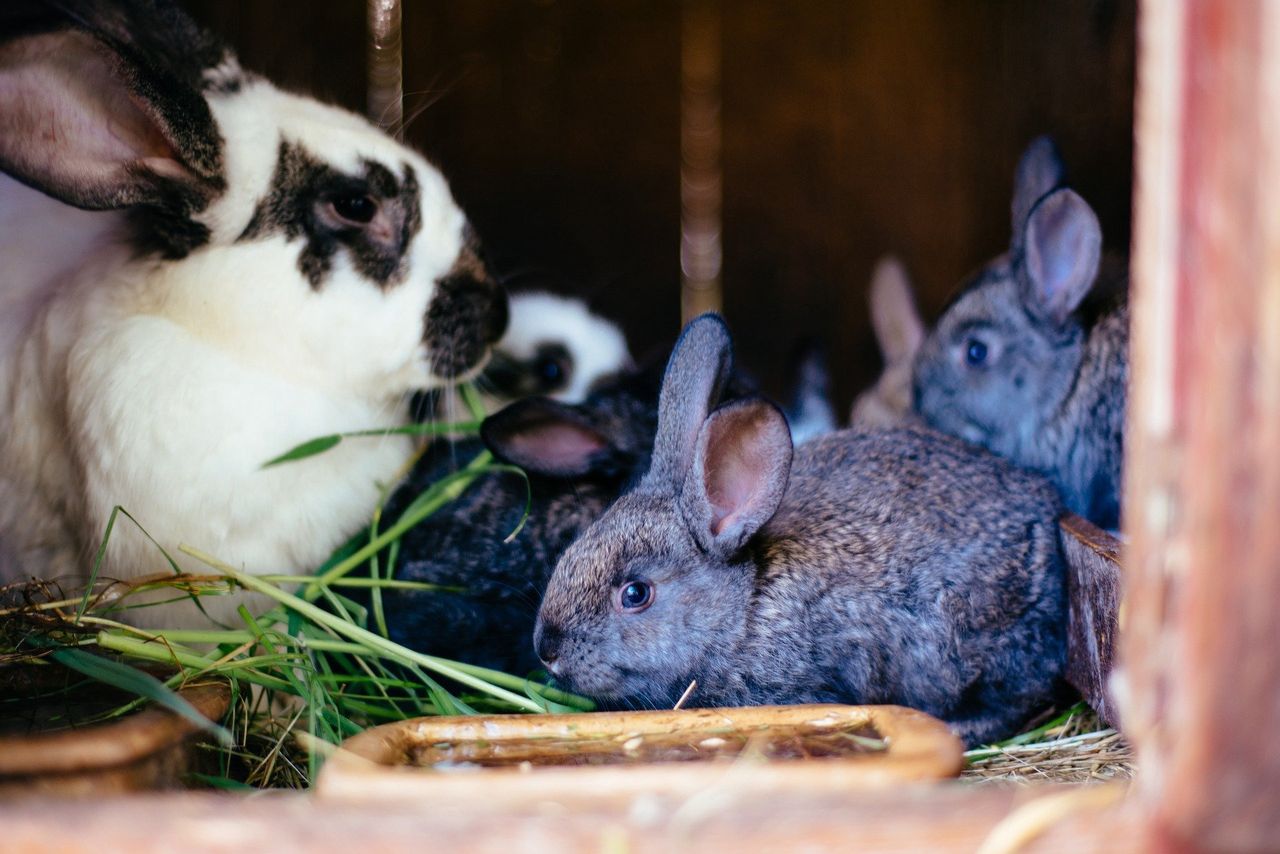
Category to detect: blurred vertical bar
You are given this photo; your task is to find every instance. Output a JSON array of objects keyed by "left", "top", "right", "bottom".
[
  {"left": 1124, "top": 0, "right": 1280, "bottom": 849},
  {"left": 680, "top": 0, "right": 722, "bottom": 323},
  {"left": 367, "top": 0, "right": 403, "bottom": 137}
]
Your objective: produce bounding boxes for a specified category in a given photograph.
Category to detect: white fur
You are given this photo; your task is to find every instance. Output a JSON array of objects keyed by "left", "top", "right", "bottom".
[
  {"left": 0, "top": 73, "right": 469, "bottom": 626},
  {"left": 499, "top": 291, "right": 631, "bottom": 402}
]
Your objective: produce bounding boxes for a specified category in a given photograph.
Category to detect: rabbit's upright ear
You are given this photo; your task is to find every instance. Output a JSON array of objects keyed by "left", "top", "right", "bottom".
[
  {"left": 868, "top": 256, "right": 924, "bottom": 367},
  {"left": 1010, "top": 136, "right": 1065, "bottom": 253},
  {"left": 0, "top": 3, "right": 226, "bottom": 212},
  {"left": 1021, "top": 189, "right": 1102, "bottom": 326},
  {"left": 680, "top": 399, "right": 792, "bottom": 557},
  {"left": 483, "top": 398, "right": 620, "bottom": 478},
  {"left": 641, "top": 314, "right": 733, "bottom": 491}
]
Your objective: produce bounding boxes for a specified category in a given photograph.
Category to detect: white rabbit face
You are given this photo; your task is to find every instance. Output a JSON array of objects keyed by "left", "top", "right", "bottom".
[
  {"left": 166, "top": 78, "right": 504, "bottom": 397},
  {"left": 0, "top": 13, "right": 506, "bottom": 401}
]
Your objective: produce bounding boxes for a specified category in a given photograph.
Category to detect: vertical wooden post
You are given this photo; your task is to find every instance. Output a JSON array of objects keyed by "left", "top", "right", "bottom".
[
  {"left": 680, "top": 0, "right": 723, "bottom": 323},
  {"left": 367, "top": 0, "right": 403, "bottom": 137},
  {"left": 1123, "top": 0, "right": 1280, "bottom": 849}
]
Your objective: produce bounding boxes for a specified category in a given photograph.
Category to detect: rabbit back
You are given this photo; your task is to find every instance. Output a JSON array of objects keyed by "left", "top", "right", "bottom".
[{"left": 747, "top": 426, "right": 1067, "bottom": 742}]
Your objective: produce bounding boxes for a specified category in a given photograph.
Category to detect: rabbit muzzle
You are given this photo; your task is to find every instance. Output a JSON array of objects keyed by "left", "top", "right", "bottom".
[{"left": 423, "top": 261, "right": 509, "bottom": 380}]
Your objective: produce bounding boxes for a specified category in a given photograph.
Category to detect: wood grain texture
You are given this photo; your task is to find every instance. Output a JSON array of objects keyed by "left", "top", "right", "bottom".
[
  {"left": 1123, "top": 0, "right": 1280, "bottom": 849},
  {"left": 180, "top": 2, "right": 1134, "bottom": 408},
  {"left": 316, "top": 704, "right": 964, "bottom": 804},
  {"left": 0, "top": 786, "right": 1138, "bottom": 853},
  {"left": 1060, "top": 515, "right": 1123, "bottom": 728}
]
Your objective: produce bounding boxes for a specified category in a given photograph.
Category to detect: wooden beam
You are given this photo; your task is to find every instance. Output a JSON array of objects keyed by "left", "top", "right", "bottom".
[
  {"left": 1123, "top": 0, "right": 1280, "bottom": 849},
  {"left": 0, "top": 787, "right": 1137, "bottom": 853}
]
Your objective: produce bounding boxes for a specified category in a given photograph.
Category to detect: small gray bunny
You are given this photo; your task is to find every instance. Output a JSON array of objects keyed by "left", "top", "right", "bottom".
[
  {"left": 534, "top": 314, "right": 1067, "bottom": 746},
  {"left": 913, "top": 137, "right": 1128, "bottom": 529},
  {"left": 380, "top": 362, "right": 665, "bottom": 673}
]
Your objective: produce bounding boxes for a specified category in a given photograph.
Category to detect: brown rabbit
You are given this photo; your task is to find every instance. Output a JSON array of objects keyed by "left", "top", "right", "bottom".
[{"left": 850, "top": 256, "right": 926, "bottom": 428}]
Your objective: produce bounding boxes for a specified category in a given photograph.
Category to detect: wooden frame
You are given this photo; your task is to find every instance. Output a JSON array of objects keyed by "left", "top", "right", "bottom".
[{"left": 2, "top": 0, "right": 1276, "bottom": 848}]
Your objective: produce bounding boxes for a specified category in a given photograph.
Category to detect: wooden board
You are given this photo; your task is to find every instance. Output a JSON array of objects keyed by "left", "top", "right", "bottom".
[{"left": 1060, "top": 514, "right": 1124, "bottom": 728}]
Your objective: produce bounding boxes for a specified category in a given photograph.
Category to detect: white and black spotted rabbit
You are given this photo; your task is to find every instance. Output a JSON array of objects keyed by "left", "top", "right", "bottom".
[
  {"left": 535, "top": 315, "right": 1068, "bottom": 746},
  {"left": 0, "top": 0, "right": 506, "bottom": 624}
]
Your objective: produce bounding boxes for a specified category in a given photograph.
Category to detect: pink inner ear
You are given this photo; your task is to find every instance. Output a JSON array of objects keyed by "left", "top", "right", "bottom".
[
  {"left": 704, "top": 412, "right": 770, "bottom": 536},
  {"left": 0, "top": 31, "right": 183, "bottom": 204},
  {"left": 508, "top": 422, "right": 607, "bottom": 472}
]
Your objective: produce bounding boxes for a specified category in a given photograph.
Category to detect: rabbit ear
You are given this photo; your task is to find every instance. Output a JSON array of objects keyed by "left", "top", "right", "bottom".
[
  {"left": 1010, "top": 136, "right": 1065, "bottom": 252},
  {"left": 868, "top": 256, "right": 925, "bottom": 366},
  {"left": 482, "top": 398, "right": 618, "bottom": 478},
  {"left": 680, "top": 399, "right": 792, "bottom": 557},
  {"left": 641, "top": 314, "right": 733, "bottom": 491},
  {"left": 0, "top": 12, "right": 226, "bottom": 212},
  {"left": 1022, "top": 189, "right": 1102, "bottom": 325}
]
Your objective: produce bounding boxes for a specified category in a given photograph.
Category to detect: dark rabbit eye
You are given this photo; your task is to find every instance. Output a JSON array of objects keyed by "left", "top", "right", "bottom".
[
  {"left": 536, "top": 356, "right": 565, "bottom": 387},
  {"left": 965, "top": 338, "right": 989, "bottom": 367},
  {"left": 619, "top": 581, "right": 653, "bottom": 612},
  {"left": 329, "top": 194, "right": 378, "bottom": 225}
]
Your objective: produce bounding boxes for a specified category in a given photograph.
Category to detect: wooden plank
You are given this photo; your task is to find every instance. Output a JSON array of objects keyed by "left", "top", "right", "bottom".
[
  {"left": 1123, "top": 0, "right": 1280, "bottom": 849},
  {"left": 1060, "top": 515, "right": 1124, "bottom": 728},
  {"left": 0, "top": 787, "right": 1137, "bottom": 854}
]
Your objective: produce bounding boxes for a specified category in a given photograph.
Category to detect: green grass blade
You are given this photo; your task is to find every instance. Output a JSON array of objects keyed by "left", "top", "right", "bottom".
[{"left": 50, "top": 648, "right": 232, "bottom": 746}]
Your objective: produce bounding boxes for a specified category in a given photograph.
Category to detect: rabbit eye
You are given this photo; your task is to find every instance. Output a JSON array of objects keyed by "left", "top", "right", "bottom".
[
  {"left": 536, "top": 355, "right": 565, "bottom": 387},
  {"left": 619, "top": 581, "right": 653, "bottom": 612},
  {"left": 530, "top": 343, "right": 572, "bottom": 392},
  {"left": 964, "top": 338, "right": 989, "bottom": 367},
  {"left": 329, "top": 194, "right": 378, "bottom": 225}
]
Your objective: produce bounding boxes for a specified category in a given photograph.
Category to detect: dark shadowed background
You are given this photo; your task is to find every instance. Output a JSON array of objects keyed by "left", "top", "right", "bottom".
[{"left": 185, "top": 0, "right": 1135, "bottom": 411}]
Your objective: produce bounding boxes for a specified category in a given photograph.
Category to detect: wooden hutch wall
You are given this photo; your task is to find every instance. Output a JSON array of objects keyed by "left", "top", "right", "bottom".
[{"left": 185, "top": 0, "right": 1135, "bottom": 410}]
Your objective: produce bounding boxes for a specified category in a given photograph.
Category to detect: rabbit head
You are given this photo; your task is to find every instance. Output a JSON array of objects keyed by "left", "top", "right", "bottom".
[
  {"left": 912, "top": 137, "right": 1102, "bottom": 447},
  {"left": 533, "top": 315, "right": 793, "bottom": 705},
  {"left": 481, "top": 291, "right": 632, "bottom": 405},
  {"left": 0, "top": 0, "right": 506, "bottom": 623},
  {"left": 850, "top": 256, "right": 925, "bottom": 428},
  {"left": 0, "top": 0, "right": 506, "bottom": 395}
]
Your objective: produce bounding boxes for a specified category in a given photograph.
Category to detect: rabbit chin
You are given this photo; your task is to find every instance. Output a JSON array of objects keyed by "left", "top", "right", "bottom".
[{"left": 554, "top": 663, "right": 686, "bottom": 708}]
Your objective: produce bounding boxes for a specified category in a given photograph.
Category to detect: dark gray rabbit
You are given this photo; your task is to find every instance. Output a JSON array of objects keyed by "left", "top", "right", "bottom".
[
  {"left": 534, "top": 314, "right": 1067, "bottom": 746},
  {"left": 912, "top": 137, "right": 1128, "bottom": 528},
  {"left": 379, "top": 364, "right": 664, "bottom": 673}
]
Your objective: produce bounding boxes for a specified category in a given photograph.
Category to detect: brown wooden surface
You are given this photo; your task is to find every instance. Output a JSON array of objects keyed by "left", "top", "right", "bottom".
[
  {"left": 1123, "top": 0, "right": 1280, "bottom": 849},
  {"left": 317, "top": 705, "right": 963, "bottom": 805},
  {"left": 1060, "top": 514, "right": 1124, "bottom": 728},
  {"left": 0, "top": 786, "right": 1136, "bottom": 853},
  {"left": 181, "top": 1, "right": 1134, "bottom": 409},
  {"left": 0, "top": 681, "right": 230, "bottom": 796}
]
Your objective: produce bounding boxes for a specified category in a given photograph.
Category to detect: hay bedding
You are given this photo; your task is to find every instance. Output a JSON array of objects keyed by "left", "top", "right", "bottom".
[{"left": 962, "top": 705, "right": 1133, "bottom": 786}]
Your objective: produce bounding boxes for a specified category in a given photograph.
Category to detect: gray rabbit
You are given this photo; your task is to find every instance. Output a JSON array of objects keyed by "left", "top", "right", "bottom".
[
  {"left": 912, "top": 137, "right": 1128, "bottom": 529},
  {"left": 534, "top": 314, "right": 1067, "bottom": 747},
  {"left": 380, "top": 363, "right": 665, "bottom": 673},
  {"left": 383, "top": 342, "right": 818, "bottom": 672}
]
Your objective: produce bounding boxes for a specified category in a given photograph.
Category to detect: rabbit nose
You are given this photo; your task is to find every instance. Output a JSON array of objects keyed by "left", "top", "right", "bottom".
[
  {"left": 423, "top": 268, "right": 509, "bottom": 379},
  {"left": 534, "top": 623, "right": 564, "bottom": 670}
]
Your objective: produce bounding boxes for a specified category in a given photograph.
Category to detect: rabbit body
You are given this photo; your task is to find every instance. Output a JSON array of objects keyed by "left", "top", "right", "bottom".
[
  {"left": 537, "top": 316, "right": 1068, "bottom": 746},
  {"left": 912, "top": 138, "right": 1127, "bottom": 528},
  {"left": 0, "top": 2, "right": 505, "bottom": 623},
  {"left": 381, "top": 364, "right": 664, "bottom": 672}
]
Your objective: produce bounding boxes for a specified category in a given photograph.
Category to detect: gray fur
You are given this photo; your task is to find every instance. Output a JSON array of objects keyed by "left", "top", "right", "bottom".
[
  {"left": 379, "top": 364, "right": 663, "bottom": 673},
  {"left": 535, "top": 314, "right": 1068, "bottom": 747},
  {"left": 912, "top": 138, "right": 1128, "bottom": 528}
]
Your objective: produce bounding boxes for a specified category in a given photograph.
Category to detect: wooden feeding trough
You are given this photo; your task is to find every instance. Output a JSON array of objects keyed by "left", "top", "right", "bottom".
[
  {"left": 317, "top": 704, "right": 964, "bottom": 805},
  {"left": 0, "top": 673, "right": 230, "bottom": 796}
]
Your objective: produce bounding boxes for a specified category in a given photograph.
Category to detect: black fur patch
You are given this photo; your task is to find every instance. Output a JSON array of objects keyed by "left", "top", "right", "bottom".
[
  {"left": 423, "top": 230, "right": 509, "bottom": 378},
  {"left": 240, "top": 140, "right": 423, "bottom": 288}
]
